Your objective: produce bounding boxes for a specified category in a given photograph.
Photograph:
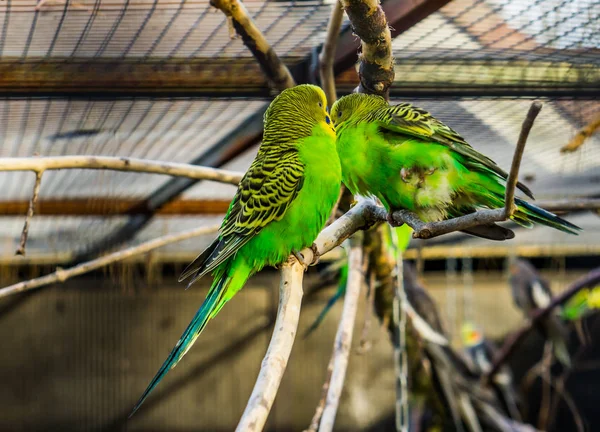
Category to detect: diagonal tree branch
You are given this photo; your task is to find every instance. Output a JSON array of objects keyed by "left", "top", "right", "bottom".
[
  {"left": 210, "top": 0, "right": 296, "bottom": 91},
  {"left": 0, "top": 225, "right": 220, "bottom": 299}
]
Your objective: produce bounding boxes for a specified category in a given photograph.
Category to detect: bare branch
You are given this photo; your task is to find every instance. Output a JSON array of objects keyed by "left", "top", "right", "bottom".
[
  {"left": 320, "top": 1, "right": 345, "bottom": 106},
  {"left": 561, "top": 113, "right": 600, "bottom": 153},
  {"left": 210, "top": 0, "right": 296, "bottom": 91},
  {"left": 319, "top": 232, "right": 364, "bottom": 432},
  {"left": 15, "top": 171, "right": 43, "bottom": 256},
  {"left": 484, "top": 266, "right": 600, "bottom": 384},
  {"left": 0, "top": 225, "right": 220, "bottom": 299},
  {"left": 504, "top": 101, "right": 543, "bottom": 217},
  {"left": 236, "top": 257, "right": 305, "bottom": 432},
  {"left": 305, "top": 355, "right": 335, "bottom": 432},
  {"left": 340, "top": 0, "right": 394, "bottom": 97},
  {"left": 0, "top": 156, "right": 243, "bottom": 185}
]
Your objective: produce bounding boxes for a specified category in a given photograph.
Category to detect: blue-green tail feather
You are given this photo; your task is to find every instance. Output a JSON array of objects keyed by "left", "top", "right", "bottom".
[
  {"left": 304, "top": 264, "right": 348, "bottom": 338},
  {"left": 129, "top": 272, "right": 229, "bottom": 417},
  {"left": 513, "top": 198, "right": 581, "bottom": 235}
]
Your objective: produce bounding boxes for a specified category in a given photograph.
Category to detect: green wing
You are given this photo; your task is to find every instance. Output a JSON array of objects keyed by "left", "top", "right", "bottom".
[
  {"left": 179, "top": 149, "right": 305, "bottom": 285},
  {"left": 368, "top": 102, "right": 534, "bottom": 199}
]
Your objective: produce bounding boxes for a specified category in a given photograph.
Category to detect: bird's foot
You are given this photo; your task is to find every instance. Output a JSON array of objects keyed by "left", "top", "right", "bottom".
[
  {"left": 400, "top": 167, "right": 411, "bottom": 183},
  {"left": 386, "top": 211, "right": 405, "bottom": 227},
  {"left": 292, "top": 250, "right": 308, "bottom": 271},
  {"left": 310, "top": 243, "right": 321, "bottom": 266},
  {"left": 293, "top": 244, "right": 321, "bottom": 271}
]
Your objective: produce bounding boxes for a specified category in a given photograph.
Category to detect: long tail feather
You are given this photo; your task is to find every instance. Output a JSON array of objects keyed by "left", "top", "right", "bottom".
[
  {"left": 130, "top": 268, "right": 236, "bottom": 417},
  {"left": 303, "top": 285, "right": 345, "bottom": 338},
  {"left": 513, "top": 198, "right": 581, "bottom": 235}
]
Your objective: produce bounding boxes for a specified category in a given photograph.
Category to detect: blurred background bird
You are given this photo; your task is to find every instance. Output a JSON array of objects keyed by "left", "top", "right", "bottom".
[
  {"left": 461, "top": 321, "right": 522, "bottom": 421},
  {"left": 509, "top": 258, "right": 571, "bottom": 367}
]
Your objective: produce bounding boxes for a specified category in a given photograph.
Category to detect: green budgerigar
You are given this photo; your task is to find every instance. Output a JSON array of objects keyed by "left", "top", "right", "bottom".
[
  {"left": 331, "top": 94, "right": 581, "bottom": 239},
  {"left": 130, "top": 84, "right": 341, "bottom": 415}
]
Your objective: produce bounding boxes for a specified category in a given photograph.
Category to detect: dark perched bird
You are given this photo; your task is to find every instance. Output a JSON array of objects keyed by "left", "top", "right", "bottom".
[
  {"left": 509, "top": 258, "right": 571, "bottom": 367},
  {"left": 404, "top": 264, "right": 540, "bottom": 432},
  {"left": 462, "top": 322, "right": 522, "bottom": 421}
]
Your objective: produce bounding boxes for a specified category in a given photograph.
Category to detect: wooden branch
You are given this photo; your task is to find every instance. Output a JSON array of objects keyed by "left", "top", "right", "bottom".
[
  {"left": 236, "top": 257, "right": 305, "bottom": 432},
  {"left": 484, "top": 266, "right": 600, "bottom": 384},
  {"left": 0, "top": 225, "right": 220, "bottom": 299},
  {"left": 305, "top": 354, "right": 335, "bottom": 432},
  {"left": 0, "top": 156, "right": 243, "bottom": 185},
  {"left": 340, "top": 0, "right": 394, "bottom": 97},
  {"left": 320, "top": 1, "right": 345, "bottom": 106},
  {"left": 319, "top": 232, "right": 364, "bottom": 432},
  {"left": 505, "top": 102, "right": 542, "bottom": 216},
  {"left": 560, "top": 113, "right": 600, "bottom": 153},
  {"left": 15, "top": 171, "right": 43, "bottom": 256},
  {"left": 210, "top": 0, "right": 296, "bottom": 91}
]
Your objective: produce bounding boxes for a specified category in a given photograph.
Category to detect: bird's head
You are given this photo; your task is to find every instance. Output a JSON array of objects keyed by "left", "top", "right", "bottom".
[
  {"left": 330, "top": 93, "right": 387, "bottom": 130},
  {"left": 263, "top": 84, "right": 335, "bottom": 140},
  {"left": 461, "top": 321, "right": 483, "bottom": 347}
]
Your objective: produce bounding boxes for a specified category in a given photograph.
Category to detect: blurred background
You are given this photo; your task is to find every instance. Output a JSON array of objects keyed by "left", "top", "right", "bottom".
[{"left": 0, "top": 0, "right": 598, "bottom": 431}]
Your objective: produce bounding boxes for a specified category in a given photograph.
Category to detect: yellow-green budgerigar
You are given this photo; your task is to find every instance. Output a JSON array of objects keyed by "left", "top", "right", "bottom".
[
  {"left": 130, "top": 84, "right": 341, "bottom": 415},
  {"left": 330, "top": 94, "right": 581, "bottom": 239}
]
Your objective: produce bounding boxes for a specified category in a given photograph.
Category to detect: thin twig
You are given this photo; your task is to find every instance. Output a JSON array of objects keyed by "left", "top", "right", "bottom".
[
  {"left": 210, "top": 0, "right": 296, "bottom": 91},
  {"left": 484, "top": 266, "right": 600, "bottom": 384},
  {"left": 0, "top": 156, "right": 243, "bottom": 185},
  {"left": 15, "top": 171, "right": 43, "bottom": 256},
  {"left": 320, "top": 1, "right": 344, "bottom": 106},
  {"left": 319, "top": 232, "right": 364, "bottom": 432},
  {"left": 561, "top": 113, "right": 600, "bottom": 153},
  {"left": 236, "top": 257, "right": 305, "bottom": 432},
  {"left": 305, "top": 355, "right": 335, "bottom": 432},
  {"left": 0, "top": 225, "right": 220, "bottom": 299},
  {"left": 537, "top": 344, "right": 553, "bottom": 430},
  {"left": 358, "top": 268, "right": 376, "bottom": 353},
  {"left": 504, "top": 101, "right": 542, "bottom": 217}
]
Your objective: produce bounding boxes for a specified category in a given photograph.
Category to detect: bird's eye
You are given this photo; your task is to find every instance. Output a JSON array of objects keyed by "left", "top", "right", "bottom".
[
  {"left": 337, "top": 111, "right": 342, "bottom": 117},
  {"left": 318, "top": 102, "right": 323, "bottom": 108}
]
